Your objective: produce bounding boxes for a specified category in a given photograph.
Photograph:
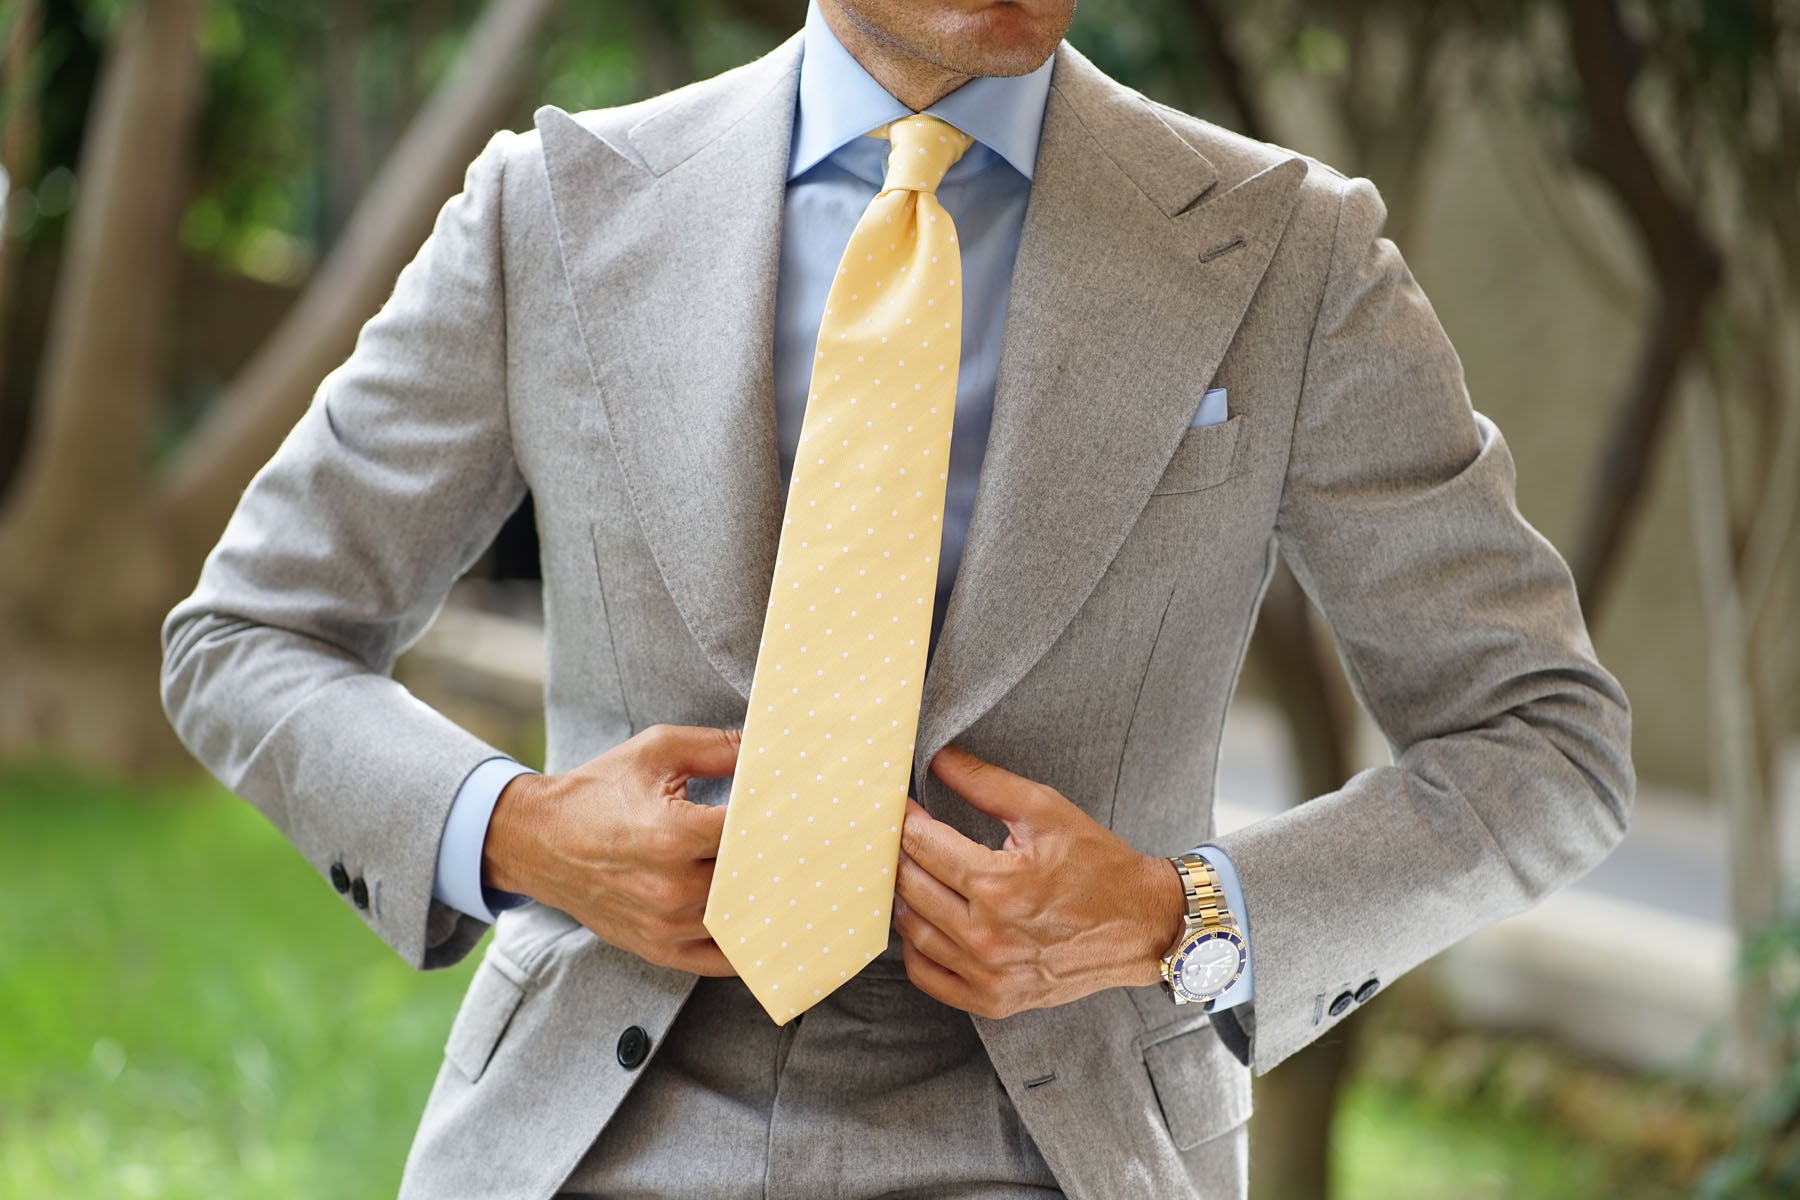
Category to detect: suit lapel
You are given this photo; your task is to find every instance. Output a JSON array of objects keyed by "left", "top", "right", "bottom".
[
  {"left": 913, "top": 45, "right": 1305, "bottom": 776},
  {"left": 535, "top": 31, "right": 1305, "bottom": 790},
  {"left": 536, "top": 31, "right": 804, "bottom": 702}
]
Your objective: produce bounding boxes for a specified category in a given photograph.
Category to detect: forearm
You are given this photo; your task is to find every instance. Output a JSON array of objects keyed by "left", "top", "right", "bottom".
[{"left": 161, "top": 611, "right": 509, "bottom": 968}]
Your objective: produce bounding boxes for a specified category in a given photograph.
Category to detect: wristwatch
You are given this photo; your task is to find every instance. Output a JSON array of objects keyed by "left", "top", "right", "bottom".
[{"left": 1158, "top": 851, "right": 1247, "bottom": 1009}]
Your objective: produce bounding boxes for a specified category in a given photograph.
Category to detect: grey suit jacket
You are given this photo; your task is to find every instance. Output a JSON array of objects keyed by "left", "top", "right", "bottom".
[{"left": 160, "top": 28, "right": 1634, "bottom": 1200}]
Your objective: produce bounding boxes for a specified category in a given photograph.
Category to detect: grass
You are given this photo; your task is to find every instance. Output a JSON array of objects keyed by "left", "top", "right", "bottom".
[
  {"left": 0, "top": 762, "right": 1682, "bottom": 1199},
  {"left": 1333, "top": 1078, "right": 1677, "bottom": 1200},
  {"left": 0, "top": 764, "right": 476, "bottom": 1198}
]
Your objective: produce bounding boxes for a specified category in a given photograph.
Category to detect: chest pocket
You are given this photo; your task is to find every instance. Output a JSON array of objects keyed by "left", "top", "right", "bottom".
[{"left": 1150, "top": 416, "right": 1244, "bottom": 496}]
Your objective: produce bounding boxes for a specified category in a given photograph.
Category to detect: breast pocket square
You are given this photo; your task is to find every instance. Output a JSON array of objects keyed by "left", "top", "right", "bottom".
[{"left": 1189, "top": 387, "right": 1228, "bottom": 428}]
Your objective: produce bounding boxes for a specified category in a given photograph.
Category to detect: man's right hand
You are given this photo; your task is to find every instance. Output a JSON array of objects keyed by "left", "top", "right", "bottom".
[{"left": 480, "top": 723, "right": 741, "bottom": 977}]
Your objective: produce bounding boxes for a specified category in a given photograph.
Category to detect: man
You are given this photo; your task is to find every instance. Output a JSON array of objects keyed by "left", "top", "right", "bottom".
[{"left": 160, "top": 0, "right": 1635, "bottom": 1197}]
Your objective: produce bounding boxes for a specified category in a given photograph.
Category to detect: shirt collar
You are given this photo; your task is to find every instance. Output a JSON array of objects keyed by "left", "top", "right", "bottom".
[{"left": 787, "top": 0, "right": 1054, "bottom": 183}]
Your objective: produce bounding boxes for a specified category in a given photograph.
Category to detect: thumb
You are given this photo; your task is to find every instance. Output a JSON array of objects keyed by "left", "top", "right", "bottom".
[{"left": 928, "top": 742, "right": 1048, "bottom": 832}]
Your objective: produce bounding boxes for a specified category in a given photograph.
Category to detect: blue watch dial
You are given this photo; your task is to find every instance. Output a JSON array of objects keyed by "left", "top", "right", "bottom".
[{"left": 1172, "top": 928, "right": 1246, "bottom": 1002}]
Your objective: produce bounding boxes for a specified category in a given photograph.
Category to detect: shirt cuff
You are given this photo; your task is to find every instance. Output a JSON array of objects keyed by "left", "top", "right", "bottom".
[
  {"left": 433, "top": 756, "right": 539, "bottom": 923},
  {"left": 1193, "top": 842, "right": 1254, "bottom": 1008}
]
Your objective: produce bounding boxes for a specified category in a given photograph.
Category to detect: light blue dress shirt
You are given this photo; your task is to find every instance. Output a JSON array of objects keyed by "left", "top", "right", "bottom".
[{"left": 432, "top": 0, "right": 1253, "bottom": 1010}]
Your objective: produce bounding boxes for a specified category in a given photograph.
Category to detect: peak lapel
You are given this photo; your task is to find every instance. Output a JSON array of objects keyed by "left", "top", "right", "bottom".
[
  {"left": 914, "top": 41, "right": 1307, "bottom": 780},
  {"left": 536, "top": 31, "right": 804, "bottom": 703}
]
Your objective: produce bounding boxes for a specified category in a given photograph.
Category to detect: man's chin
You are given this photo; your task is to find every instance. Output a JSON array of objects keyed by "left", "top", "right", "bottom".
[{"left": 919, "top": 3, "right": 1067, "bottom": 75}]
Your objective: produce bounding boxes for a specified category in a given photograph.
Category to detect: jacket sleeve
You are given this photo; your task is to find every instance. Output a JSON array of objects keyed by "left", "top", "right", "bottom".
[
  {"left": 160, "top": 128, "right": 528, "bottom": 971},
  {"left": 1207, "top": 173, "right": 1635, "bottom": 1074}
]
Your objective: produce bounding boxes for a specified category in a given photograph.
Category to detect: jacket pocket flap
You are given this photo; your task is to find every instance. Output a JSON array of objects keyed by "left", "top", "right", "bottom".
[
  {"left": 1141, "top": 1020, "right": 1254, "bottom": 1150},
  {"left": 1151, "top": 416, "right": 1244, "bottom": 496},
  {"left": 445, "top": 954, "right": 527, "bottom": 1083}
]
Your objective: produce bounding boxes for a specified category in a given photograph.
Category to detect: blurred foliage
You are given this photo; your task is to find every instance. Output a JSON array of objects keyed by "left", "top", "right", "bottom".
[
  {"left": 2, "top": 0, "right": 783, "bottom": 281},
  {"left": 1350, "top": 976, "right": 1739, "bottom": 1199},
  {"left": 1694, "top": 898, "right": 1800, "bottom": 1199}
]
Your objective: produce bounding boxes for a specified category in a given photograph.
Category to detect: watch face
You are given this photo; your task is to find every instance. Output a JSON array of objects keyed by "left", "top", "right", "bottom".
[{"left": 1173, "top": 930, "right": 1246, "bottom": 1001}]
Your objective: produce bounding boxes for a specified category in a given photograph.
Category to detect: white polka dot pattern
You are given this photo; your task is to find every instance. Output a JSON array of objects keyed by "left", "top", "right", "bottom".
[{"left": 703, "top": 113, "right": 974, "bottom": 1024}]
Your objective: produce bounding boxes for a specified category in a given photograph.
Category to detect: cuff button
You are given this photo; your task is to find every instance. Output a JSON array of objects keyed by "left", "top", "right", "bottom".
[
  {"left": 329, "top": 863, "right": 351, "bottom": 894},
  {"left": 1354, "top": 976, "right": 1380, "bottom": 1004},
  {"left": 350, "top": 877, "right": 370, "bottom": 911},
  {"left": 1328, "top": 990, "right": 1354, "bottom": 1017}
]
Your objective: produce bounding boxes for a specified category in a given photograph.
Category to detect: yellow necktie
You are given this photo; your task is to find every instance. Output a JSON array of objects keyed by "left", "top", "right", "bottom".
[{"left": 703, "top": 113, "right": 976, "bottom": 1023}]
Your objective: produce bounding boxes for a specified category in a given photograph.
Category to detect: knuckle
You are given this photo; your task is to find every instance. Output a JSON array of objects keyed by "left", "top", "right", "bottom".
[
  {"left": 639, "top": 873, "right": 681, "bottom": 911},
  {"left": 993, "top": 884, "right": 1033, "bottom": 922},
  {"left": 978, "top": 987, "right": 1015, "bottom": 1020},
  {"left": 967, "top": 861, "right": 1005, "bottom": 903},
  {"left": 645, "top": 914, "right": 686, "bottom": 945},
  {"left": 643, "top": 822, "right": 683, "bottom": 862}
]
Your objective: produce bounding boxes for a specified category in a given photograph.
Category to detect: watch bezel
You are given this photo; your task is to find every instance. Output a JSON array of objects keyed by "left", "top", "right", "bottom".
[{"left": 1166, "top": 926, "right": 1247, "bottom": 1004}]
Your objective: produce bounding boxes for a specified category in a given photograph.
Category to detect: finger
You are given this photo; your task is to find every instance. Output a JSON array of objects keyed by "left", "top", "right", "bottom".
[
  {"left": 666, "top": 798, "right": 729, "bottom": 857},
  {"left": 893, "top": 895, "right": 981, "bottom": 979},
  {"left": 642, "top": 723, "right": 745, "bottom": 780},
  {"left": 928, "top": 742, "right": 1055, "bottom": 831},
  {"left": 900, "top": 796, "right": 991, "bottom": 897},
  {"left": 900, "top": 936, "right": 980, "bottom": 1012},
  {"left": 668, "top": 936, "right": 737, "bottom": 977},
  {"left": 664, "top": 858, "right": 720, "bottom": 914},
  {"left": 895, "top": 850, "right": 969, "bottom": 931}
]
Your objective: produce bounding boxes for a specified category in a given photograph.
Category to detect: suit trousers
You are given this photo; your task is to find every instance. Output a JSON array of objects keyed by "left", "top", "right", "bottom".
[{"left": 554, "top": 929, "right": 1065, "bottom": 1198}]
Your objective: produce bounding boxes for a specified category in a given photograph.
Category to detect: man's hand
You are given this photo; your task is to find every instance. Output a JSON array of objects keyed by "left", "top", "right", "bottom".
[
  {"left": 480, "top": 723, "right": 741, "bottom": 977},
  {"left": 893, "top": 742, "right": 1189, "bottom": 1018}
]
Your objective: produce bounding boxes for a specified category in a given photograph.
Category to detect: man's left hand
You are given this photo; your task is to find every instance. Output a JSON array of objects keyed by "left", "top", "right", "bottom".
[{"left": 893, "top": 742, "right": 1189, "bottom": 1018}]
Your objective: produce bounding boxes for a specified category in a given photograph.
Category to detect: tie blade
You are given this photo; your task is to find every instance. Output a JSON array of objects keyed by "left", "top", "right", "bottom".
[
  {"left": 704, "top": 780, "right": 905, "bottom": 1023},
  {"left": 707, "top": 894, "right": 896, "bottom": 1025}
]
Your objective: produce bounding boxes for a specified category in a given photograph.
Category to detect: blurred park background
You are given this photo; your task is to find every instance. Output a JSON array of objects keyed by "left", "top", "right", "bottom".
[{"left": 1, "top": 0, "right": 1796, "bottom": 1196}]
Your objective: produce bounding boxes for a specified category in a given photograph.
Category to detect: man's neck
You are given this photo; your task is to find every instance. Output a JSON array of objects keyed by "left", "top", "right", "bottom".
[{"left": 818, "top": 1, "right": 972, "bottom": 111}]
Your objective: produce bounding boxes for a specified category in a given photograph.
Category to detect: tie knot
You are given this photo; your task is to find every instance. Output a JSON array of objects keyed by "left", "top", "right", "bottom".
[{"left": 866, "top": 113, "right": 975, "bottom": 196}]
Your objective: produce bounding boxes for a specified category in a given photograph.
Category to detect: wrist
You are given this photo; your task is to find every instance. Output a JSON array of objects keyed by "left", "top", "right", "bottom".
[
  {"left": 481, "top": 770, "right": 552, "bottom": 897},
  {"left": 1130, "top": 853, "right": 1190, "bottom": 987}
]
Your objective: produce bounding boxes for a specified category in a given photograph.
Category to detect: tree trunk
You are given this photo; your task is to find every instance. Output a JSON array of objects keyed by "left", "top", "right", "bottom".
[
  {"left": 1246, "top": 562, "right": 1364, "bottom": 1200},
  {"left": 0, "top": 0, "right": 44, "bottom": 414},
  {"left": 0, "top": 0, "right": 558, "bottom": 776},
  {"left": 1561, "top": 0, "right": 1723, "bottom": 624},
  {"left": 1687, "top": 331, "right": 1800, "bottom": 1088},
  {"left": 0, "top": 0, "right": 204, "bottom": 772}
]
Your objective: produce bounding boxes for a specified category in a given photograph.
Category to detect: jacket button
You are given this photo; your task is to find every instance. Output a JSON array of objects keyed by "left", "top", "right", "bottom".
[
  {"left": 1354, "top": 976, "right": 1380, "bottom": 1004},
  {"left": 617, "top": 1025, "right": 651, "bottom": 1070},
  {"left": 329, "top": 863, "right": 351, "bottom": 894},
  {"left": 1328, "top": 990, "right": 1354, "bottom": 1017},
  {"left": 350, "top": 877, "right": 369, "bottom": 910}
]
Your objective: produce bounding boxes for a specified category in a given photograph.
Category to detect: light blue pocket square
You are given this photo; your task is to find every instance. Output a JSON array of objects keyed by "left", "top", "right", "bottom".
[{"left": 1189, "top": 387, "right": 1229, "bottom": 428}]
